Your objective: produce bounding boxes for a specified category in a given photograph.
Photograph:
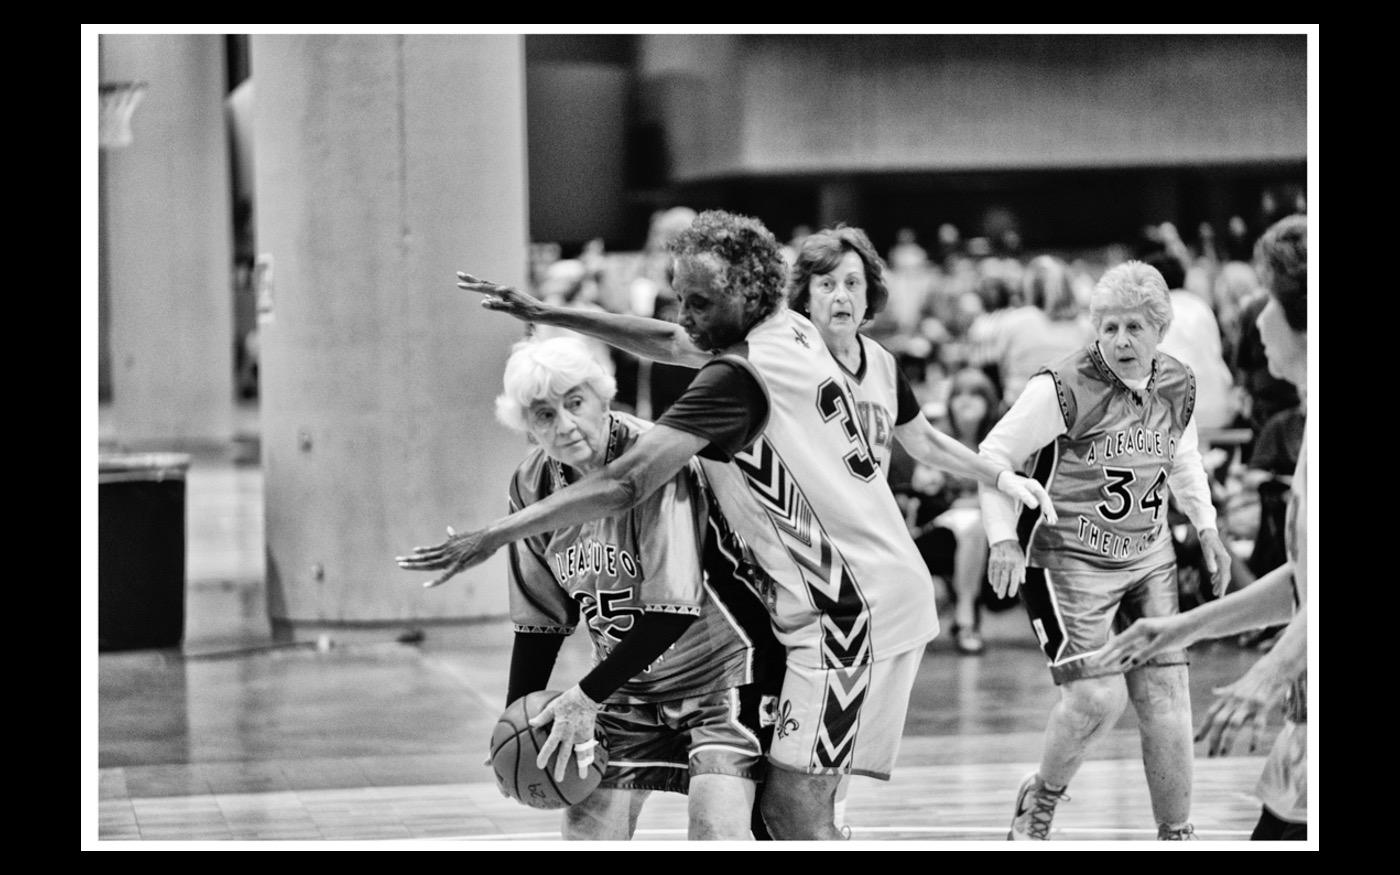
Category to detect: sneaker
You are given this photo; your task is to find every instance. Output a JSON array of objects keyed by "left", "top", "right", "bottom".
[
  {"left": 1007, "top": 772, "right": 1068, "bottom": 840},
  {"left": 953, "top": 624, "right": 985, "bottom": 655},
  {"left": 1158, "top": 822, "right": 1197, "bottom": 840}
]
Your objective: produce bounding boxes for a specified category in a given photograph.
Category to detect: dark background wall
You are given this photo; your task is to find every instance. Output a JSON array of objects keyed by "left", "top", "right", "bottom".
[{"left": 524, "top": 33, "right": 1306, "bottom": 254}]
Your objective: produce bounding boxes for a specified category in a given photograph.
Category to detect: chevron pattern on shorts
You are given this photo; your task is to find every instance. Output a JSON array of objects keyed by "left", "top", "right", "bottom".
[
  {"left": 734, "top": 438, "right": 872, "bottom": 668},
  {"left": 815, "top": 664, "right": 869, "bottom": 769}
]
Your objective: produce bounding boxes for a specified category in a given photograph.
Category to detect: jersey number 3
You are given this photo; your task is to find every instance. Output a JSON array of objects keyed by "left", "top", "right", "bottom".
[{"left": 817, "top": 378, "right": 877, "bottom": 481}]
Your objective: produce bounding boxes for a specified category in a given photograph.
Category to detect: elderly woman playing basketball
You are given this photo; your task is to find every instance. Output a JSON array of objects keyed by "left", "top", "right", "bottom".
[
  {"left": 1098, "top": 214, "right": 1311, "bottom": 840},
  {"left": 978, "top": 260, "right": 1232, "bottom": 841},
  {"left": 416, "top": 337, "right": 778, "bottom": 840}
]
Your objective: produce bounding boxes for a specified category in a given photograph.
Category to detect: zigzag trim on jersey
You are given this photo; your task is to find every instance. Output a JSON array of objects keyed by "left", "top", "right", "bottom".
[
  {"left": 643, "top": 604, "right": 703, "bottom": 616},
  {"left": 733, "top": 435, "right": 873, "bottom": 669},
  {"left": 512, "top": 623, "right": 574, "bottom": 634}
]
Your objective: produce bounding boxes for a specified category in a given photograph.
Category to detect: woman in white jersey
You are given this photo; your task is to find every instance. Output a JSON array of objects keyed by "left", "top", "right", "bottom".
[{"left": 785, "top": 228, "right": 1022, "bottom": 656}]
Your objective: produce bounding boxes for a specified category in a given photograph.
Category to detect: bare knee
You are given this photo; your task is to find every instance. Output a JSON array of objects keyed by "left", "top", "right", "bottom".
[
  {"left": 564, "top": 788, "right": 641, "bottom": 840},
  {"left": 760, "top": 768, "right": 845, "bottom": 841},
  {"left": 1059, "top": 676, "right": 1128, "bottom": 733},
  {"left": 1127, "top": 665, "right": 1191, "bottom": 720},
  {"left": 688, "top": 774, "right": 756, "bottom": 840}
]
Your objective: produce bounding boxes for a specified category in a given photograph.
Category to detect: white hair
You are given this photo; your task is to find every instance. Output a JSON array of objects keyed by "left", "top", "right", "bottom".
[
  {"left": 1089, "top": 260, "right": 1173, "bottom": 334},
  {"left": 494, "top": 337, "right": 617, "bottom": 432}
]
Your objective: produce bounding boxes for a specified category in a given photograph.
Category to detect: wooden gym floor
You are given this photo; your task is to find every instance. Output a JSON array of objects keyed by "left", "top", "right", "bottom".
[{"left": 89, "top": 434, "right": 1308, "bottom": 847}]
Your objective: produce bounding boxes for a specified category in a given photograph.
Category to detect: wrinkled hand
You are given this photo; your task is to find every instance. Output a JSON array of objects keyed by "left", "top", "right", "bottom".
[
  {"left": 996, "top": 471, "right": 1057, "bottom": 524},
  {"left": 988, "top": 540, "right": 1027, "bottom": 599},
  {"left": 396, "top": 525, "right": 498, "bottom": 588},
  {"left": 1196, "top": 663, "right": 1289, "bottom": 757},
  {"left": 1095, "top": 615, "right": 1189, "bottom": 673},
  {"left": 457, "top": 272, "right": 546, "bottom": 322},
  {"left": 530, "top": 685, "right": 603, "bottom": 782},
  {"left": 1198, "top": 528, "right": 1232, "bottom": 597}
]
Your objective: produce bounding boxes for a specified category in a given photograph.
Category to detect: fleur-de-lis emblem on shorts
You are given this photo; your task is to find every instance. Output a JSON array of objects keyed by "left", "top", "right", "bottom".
[{"left": 775, "top": 699, "right": 800, "bottom": 739}]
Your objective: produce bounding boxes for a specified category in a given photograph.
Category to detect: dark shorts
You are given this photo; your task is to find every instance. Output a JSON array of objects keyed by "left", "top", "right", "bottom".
[
  {"left": 1252, "top": 807, "right": 1307, "bottom": 841},
  {"left": 1020, "top": 557, "right": 1187, "bottom": 685},
  {"left": 597, "top": 684, "right": 771, "bottom": 794}
]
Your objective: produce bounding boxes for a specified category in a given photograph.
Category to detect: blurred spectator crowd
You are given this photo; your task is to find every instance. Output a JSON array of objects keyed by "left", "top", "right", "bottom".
[{"left": 521, "top": 200, "right": 1307, "bottom": 648}]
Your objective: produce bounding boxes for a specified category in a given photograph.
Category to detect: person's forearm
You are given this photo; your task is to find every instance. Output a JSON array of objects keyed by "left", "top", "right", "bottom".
[
  {"left": 1171, "top": 563, "right": 1297, "bottom": 645},
  {"left": 979, "top": 482, "right": 1020, "bottom": 544},
  {"left": 578, "top": 612, "right": 697, "bottom": 703},
  {"left": 1253, "top": 608, "right": 1307, "bottom": 684},
  {"left": 481, "top": 470, "right": 643, "bottom": 554},
  {"left": 535, "top": 305, "right": 707, "bottom": 367},
  {"left": 506, "top": 632, "right": 567, "bottom": 705},
  {"left": 1167, "top": 417, "right": 1218, "bottom": 531},
  {"left": 897, "top": 421, "right": 1007, "bottom": 488}
]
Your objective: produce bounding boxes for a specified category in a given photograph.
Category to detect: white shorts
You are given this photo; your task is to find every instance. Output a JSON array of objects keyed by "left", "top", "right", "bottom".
[{"left": 765, "top": 647, "right": 921, "bottom": 781}]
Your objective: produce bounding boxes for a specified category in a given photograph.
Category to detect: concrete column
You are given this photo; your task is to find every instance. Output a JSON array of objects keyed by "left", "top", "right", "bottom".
[
  {"left": 100, "top": 35, "right": 235, "bottom": 447},
  {"left": 251, "top": 35, "right": 530, "bottom": 634}
]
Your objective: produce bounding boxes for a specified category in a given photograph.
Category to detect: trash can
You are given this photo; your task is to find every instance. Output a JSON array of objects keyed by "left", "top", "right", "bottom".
[{"left": 99, "top": 453, "right": 191, "bottom": 651}]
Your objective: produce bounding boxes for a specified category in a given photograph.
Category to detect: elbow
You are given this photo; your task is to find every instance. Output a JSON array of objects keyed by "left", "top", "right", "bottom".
[{"left": 606, "top": 470, "right": 647, "bottom": 512}]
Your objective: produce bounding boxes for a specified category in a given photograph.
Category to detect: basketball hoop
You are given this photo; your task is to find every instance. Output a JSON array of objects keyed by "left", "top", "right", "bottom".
[{"left": 99, "top": 81, "right": 147, "bottom": 149}]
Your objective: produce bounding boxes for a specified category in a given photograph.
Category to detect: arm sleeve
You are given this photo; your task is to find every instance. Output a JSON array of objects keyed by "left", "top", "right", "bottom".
[
  {"left": 577, "top": 613, "right": 699, "bottom": 703},
  {"left": 894, "top": 367, "right": 921, "bottom": 426},
  {"left": 656, "top": 359, "right": 769, "bottom": 461},
  {"left": 1167, "top": 415, "right": 1218, "bottom": 531},
  {"left": 506, "top": 632, "right": 567, "bottom": 706},
  {"left": 978, "top": 374, "right": 1067, "bottom": 543}
]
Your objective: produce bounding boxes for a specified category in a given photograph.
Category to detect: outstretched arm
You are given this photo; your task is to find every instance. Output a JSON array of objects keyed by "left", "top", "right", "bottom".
[
  {"left": 1096, "top": 561, "right": 1297, "bottom": 670},
  {"left": 894, "top": 417, "right": 1056, "bottom": 523},
  {"left": 1197, "top": 605, "right": 1307, "bottom": 757},
  {"left": 397, "top": 424, "right": 711, "bottom": 587},
  {"left": 458, "top": 273, "right": 710, "bottom": 367}
]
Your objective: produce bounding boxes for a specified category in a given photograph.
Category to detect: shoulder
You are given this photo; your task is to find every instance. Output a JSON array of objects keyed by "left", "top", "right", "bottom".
[
  {"left": 1040, "top": 343, "right": 1096, "bottom": 381},
  {"left": 509, "top": 447, "right": 553, "bottom": 507},
  {"left": 1156, "top": 350, "right": 1196, "bottom": 382},
  {"left": 860, "top": 334, "right": 901, "bottom": 368}
]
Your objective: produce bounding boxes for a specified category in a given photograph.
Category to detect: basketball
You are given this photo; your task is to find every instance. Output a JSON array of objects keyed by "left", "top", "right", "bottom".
[{"left": 490, "top": 690, "right": 609, "bottom": 809}]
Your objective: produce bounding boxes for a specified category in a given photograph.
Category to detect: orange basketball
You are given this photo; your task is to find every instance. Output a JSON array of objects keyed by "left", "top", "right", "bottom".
[{"left": 490, "top": 690, "right": 608, "bottom": 809}]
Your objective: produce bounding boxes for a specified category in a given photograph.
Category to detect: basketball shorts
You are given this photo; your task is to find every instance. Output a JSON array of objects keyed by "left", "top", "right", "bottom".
[
  {"left": 765, "top": 647, "right": 921, "bottom": 781},
  {"left": 597, "top": 684, "right": 769, "bottom": 794},
  {"left": 1019, "top": 557, "right": 1186, "bottom": 684}
]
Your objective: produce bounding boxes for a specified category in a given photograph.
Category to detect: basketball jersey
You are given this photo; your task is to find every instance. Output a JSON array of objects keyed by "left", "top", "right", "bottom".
[
  {"left": 837, "top": 335, "right": 912, "bottom": 473},
  {"left": 1017, "top": 344, "right": 1197, "bottom": 572},
  {"left": 505, "top": 412, "right": 762, "bottom": 704},
  {"left": 1257, "top": 437, "right": 1308, "bottom": 822},
  {"left": 698, "top": 308, "right": 939, "bottom": 670}
]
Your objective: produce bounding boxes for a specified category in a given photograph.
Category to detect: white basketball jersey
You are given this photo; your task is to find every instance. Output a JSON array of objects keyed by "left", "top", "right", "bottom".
[
  {"left": 840, "top": 335, "right": 904, "bottom": 473},
  {"left": 699, "top": 309, "right": 939, "bottom": 670}
]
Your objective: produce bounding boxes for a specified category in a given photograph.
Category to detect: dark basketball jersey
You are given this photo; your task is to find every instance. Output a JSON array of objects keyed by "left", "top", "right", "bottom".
[
  {"left": 505, "top": 412, "right": 765, "bottom": 704},
  {"left": 1019, "top": 345, "right": 1197, "bottom": 572}
]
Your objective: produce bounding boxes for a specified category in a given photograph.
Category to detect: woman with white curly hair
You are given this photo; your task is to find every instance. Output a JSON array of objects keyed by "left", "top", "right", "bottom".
[{"left": 979, "top": 259, "right": 1232, "bottom": 841}]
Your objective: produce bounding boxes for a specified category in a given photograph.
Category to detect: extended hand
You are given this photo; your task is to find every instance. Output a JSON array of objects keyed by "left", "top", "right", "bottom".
[
  {"left": 457, "top": 272, "right": 546, "bottom": 322},
  {"left": 1199, "top": 528, "right": 1233, "bottom": 597},
  {"left": 996, "top": 471, "right": 1057, "bottom": 524},
  {"left": 1196, "top": 663, "right": 1289, "bottom": 757},
  {"left": 988, "top": 540, "right": 1028, "bottom": 598},
  {"left": 396, "top": 525, "right": 498, "bottom": 588},
  {"left": 1095, "top": 615, "right": 1189, "bottom": 673},
  {"left": 529, "top": 685, "right": 603, "bottom": 782}
]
